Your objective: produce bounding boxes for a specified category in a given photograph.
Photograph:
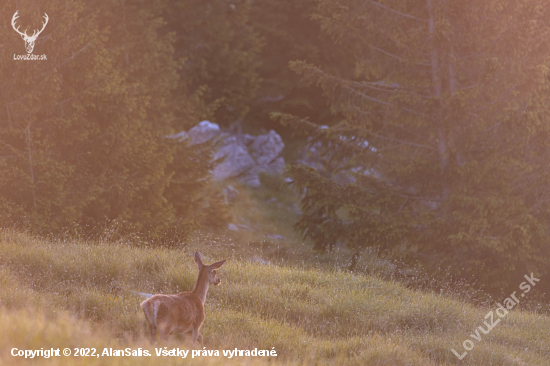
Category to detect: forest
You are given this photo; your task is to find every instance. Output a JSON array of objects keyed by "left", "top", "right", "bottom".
[{"left": 1, "top": 1, "right": 550, "bottom": 364}]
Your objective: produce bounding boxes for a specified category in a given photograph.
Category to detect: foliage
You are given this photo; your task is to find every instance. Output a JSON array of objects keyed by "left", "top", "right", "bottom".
[
  {"left": 244, "top": 0, "right": 355, "bottom": 144},
  {"left": 165, "top": 139, "right": 232, "bottom": 232},
  {"left": 278, "top": 0, "right": 550, "bottom": 293},
  {"left": 164, "top": 0, "right": 263, "bottom": 127},
  {"left": 0, "top": 0, "right": 226, "bottom": 238}
]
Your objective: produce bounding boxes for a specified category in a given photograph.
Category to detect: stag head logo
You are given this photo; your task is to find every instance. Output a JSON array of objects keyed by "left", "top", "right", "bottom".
[{"left": 12, "top": 11, "right": 49, "bottom": 54}]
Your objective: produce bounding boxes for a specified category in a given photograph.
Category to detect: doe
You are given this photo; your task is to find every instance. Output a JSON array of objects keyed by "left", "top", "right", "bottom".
[{"left": 141, "top": 252, "right": 226, "bottom": 344}]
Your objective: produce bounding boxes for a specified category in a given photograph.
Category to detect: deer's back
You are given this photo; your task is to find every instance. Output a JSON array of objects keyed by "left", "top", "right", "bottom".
[{"left": 142, "top": 291, "right": 204, "bottom": 330}]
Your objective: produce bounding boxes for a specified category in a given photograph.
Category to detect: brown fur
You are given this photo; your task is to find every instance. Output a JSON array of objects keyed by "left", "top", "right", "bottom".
[{"left": 141, "top": 252, "right": 226, "bottom": 344}]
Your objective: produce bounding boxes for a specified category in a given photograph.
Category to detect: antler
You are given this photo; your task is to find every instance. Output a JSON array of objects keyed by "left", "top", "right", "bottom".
[
  {"left": 30, "top": 13, "right": 49, "bottom": 39},
  {"left": 11, "top": 11, "right": 48, "bottom": 40},
  {"left": 11, "top": 11, "right": 29, "bottom": 37}
]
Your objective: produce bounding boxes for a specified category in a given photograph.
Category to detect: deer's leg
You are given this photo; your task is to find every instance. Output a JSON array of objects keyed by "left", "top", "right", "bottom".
[
  {"left": 190, "top": 321, "right": 202, "bottom": 346},
  {"left": 189, "top": 327, "right": 200, "bottom": 346},
  {"left": 148, "top": 323, "right": 158, "bottom": 343}
]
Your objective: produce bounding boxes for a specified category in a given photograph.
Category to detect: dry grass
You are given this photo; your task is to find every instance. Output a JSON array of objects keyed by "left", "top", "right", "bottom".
[{"left": 0, "top": 229, "right": 549, "bottom": 365}]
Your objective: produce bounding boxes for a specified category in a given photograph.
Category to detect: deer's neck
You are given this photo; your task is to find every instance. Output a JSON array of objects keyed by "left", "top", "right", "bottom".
[{"left": 192, "top": 270, "right": 209, "bottom": 304}]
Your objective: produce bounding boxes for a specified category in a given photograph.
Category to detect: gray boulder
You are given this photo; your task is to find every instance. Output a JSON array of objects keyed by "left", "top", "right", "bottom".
[
  {"left": 213, "top": 136, "right": 260, "bottom": 187},
  {"left": 250, "top": 130, "right": 286, "bottom": 176},
  {"left": 243, "top": 133, "right": 255, "bottom": 146},
  {"left": 188, "top": 120, "right": 221, "bottom": 145},
  {"left": 250, "top": 130, "right": 284, "bottom": 166},
  {"left": 260, "top": 156, "right": 285, "bottom": 176},
  {"left": 166, "top": 120, "right": 220, "bottom": 145},
  {"left": 174, "top": 121, "right": 286, "bottom": 187}
]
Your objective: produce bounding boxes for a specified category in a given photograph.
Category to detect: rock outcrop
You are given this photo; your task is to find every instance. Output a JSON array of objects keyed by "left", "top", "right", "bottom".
[{"left": 171, "top": 121, "right": 286, "bottom": 187}]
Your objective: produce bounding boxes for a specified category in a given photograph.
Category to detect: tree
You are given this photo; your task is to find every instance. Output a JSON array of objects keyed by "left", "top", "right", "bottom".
[
  {"left": 164, "top": 0, "right": 263, "bottom": 127},
  {"left": 0, "top": 0, "right": 220, "bottom": 238},
  {"left": 243, "top": 0, "right": 358, "bottom": 155},
  {"left": 278, "top": 0, "right": 550, "bottom": 292}
]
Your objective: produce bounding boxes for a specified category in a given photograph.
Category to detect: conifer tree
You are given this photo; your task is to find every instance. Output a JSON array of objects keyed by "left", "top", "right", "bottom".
[
  {"left": 165, "top": 0, "right": 263, "bottom": 126},
  {"left": 0, "top": 0, "right": 217, "bottom": 238},
  {"left": 248, "top": 0, "right": 352, "bottom": 127},
  {"left": 277, "top": 0, "right": 550, "bottom": 291}
]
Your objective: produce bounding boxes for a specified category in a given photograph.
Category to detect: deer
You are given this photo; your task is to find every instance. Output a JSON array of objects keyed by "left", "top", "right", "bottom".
[
  {"left": 141, "top": 252, "right": 226, "bottom": 345},
  {"left": 11, "top": 11, "right": 49, "bottom": 54}
]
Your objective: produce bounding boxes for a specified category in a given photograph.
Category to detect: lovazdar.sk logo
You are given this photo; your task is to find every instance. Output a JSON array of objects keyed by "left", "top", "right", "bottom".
[{"left": 12, "top": 10, "right": 48, "bottom": 60}]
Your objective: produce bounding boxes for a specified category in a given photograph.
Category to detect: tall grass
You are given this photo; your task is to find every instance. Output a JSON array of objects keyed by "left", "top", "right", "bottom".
[{"left": 0, "top": 229, "right": 549, "bottom": 365}]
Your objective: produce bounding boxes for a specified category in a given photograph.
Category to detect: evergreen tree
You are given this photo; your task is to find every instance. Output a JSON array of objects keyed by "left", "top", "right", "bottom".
[
  {"left": 0, "top": 0, "right": 218, "bottom": 238},
  {"left": 246, "top": 0, "right": 354, "bottom": 140},
  {"left": 278, "top": 0, "right": 550, "bottom": 292},
  {"left": 165, "top": 0, "right": 263, "bottom": 126}
]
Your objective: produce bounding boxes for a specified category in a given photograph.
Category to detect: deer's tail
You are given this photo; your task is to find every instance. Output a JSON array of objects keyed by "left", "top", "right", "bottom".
[{"left": 141, "top": 299, "right": 158, "bottom": 327}]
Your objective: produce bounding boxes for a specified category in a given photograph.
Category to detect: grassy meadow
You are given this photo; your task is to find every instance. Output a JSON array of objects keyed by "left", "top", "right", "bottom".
[{"left": 0, "top": 226, "right": 549, "bottom": 366}]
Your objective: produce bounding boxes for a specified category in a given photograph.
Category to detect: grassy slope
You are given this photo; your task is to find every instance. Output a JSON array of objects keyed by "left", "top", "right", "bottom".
[{"left": 0, "top": 229, "right": 549, "bottom": 366}]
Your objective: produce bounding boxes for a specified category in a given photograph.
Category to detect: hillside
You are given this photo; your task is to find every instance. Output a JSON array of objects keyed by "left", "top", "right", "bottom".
[{"left": 0, "top": 229, "right": 549, "bottom": 366}]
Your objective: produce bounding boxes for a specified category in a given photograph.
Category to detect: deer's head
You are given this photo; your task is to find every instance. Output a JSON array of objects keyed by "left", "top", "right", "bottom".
[
  {"left": 12, "top": 11, "right": 49, "bottom": 54},
  {"left": 195, "top": 252, "right": 226, "bottom": 286}
]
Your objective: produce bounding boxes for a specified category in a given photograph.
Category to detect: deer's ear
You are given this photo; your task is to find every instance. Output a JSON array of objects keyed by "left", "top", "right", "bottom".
[
  {"left": 194, "top": 252, "right": 203, "bottom": 267},
  {"left": 209, "top": 259, "right": 227, "bottom": 270}
]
